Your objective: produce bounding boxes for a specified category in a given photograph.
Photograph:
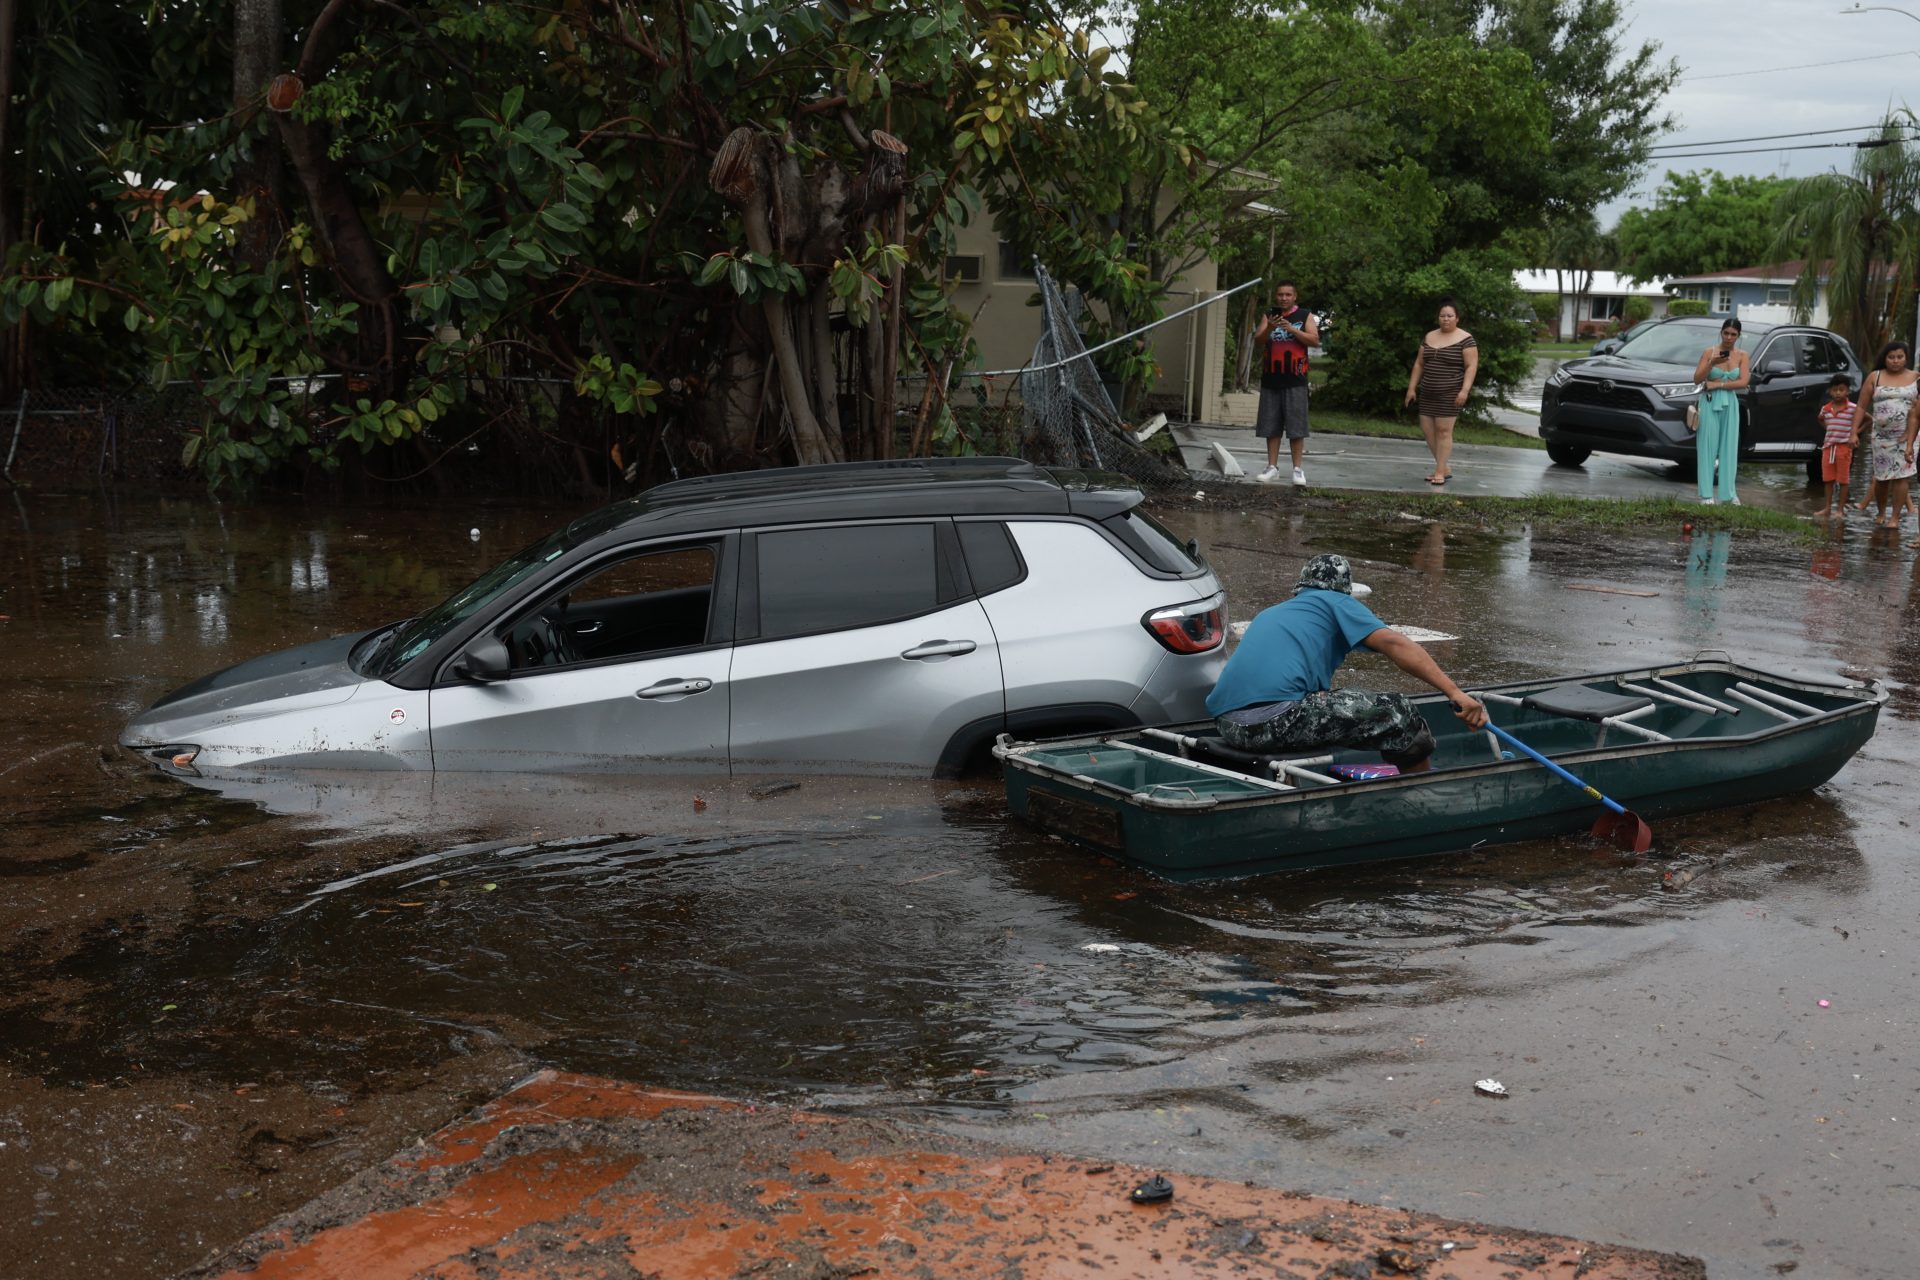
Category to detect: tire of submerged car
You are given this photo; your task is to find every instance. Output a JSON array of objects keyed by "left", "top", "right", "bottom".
[{"left": 1545, "top": 442, "right": 1591, "bottom": 468}]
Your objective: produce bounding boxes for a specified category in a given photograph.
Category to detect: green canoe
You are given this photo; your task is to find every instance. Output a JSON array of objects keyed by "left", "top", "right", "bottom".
[{"left": 994, "top": 658, "right": 1885, "bottom": 881}]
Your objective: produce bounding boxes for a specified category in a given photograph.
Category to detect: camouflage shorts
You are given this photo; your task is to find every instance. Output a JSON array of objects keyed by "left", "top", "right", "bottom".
[{"left": 1215, "top": 689, "right": 1436, "bottom": 766}]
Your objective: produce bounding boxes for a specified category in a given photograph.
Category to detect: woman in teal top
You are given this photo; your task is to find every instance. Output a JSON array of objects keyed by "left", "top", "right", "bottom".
[{"left": 1691, "top": 318, "right": 1750, "bottom": 505}]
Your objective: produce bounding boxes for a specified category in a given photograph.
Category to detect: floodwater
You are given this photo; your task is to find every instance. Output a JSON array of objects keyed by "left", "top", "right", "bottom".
[{"left": 3, "top": 493, "right": 1918, "bottom": 1279}]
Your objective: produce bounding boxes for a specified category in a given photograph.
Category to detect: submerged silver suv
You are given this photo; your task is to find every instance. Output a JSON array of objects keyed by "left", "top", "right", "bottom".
[{"left": 123, "top": 458, "right": 1229, "bottom": 778}]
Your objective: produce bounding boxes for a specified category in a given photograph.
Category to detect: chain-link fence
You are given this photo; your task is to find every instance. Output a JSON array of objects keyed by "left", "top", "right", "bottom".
[
  {"left": 1, "top": 385, "right": 201, "bottom": 488},
  {"left": 0, "top": 377, "right": 635, "bottom": 494}
]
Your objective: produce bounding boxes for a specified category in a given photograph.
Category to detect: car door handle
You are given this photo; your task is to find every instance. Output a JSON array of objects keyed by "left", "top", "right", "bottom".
[
  {"left": 636, "top": 678, "right": 713, "bottom": 699},
  {"left": 570, "top": 620, "right": 604, "bottom": 634},
  {"left": 901, "top": 639, "right": 977, "bottom": 660},
  {"left": 1790, "top": 388, "right": 1807, "bottom": 399}
]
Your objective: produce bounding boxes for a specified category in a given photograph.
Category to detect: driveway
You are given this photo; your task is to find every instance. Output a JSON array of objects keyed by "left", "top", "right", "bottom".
[{"left": 1175, "top": 413, "right": 1827, "bottom": 517}]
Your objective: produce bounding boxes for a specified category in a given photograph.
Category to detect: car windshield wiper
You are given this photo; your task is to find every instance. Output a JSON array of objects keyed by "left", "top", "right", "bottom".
[{"left": 354, "top": 619, "right": 414, "bottom": 676}]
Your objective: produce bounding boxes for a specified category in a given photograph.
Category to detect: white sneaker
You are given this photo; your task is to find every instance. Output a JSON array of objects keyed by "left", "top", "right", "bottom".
[
  {"left": 1256, "top": 465, "right": 1280, "bottom": 483},
  {"left": 1292, "top": 467, "right": 1307, "bottom": 487},
  {"left": 1700, "top": 497, "right": 1717, "bottom": 506},
  {"left": 1728, "top": 496, "right": 1741, "bottom": 505}
]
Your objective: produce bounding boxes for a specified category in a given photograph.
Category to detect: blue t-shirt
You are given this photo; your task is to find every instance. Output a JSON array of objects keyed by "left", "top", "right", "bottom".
[{"left": 1205, "top": 590, "right": 1387, "bottom": 716}]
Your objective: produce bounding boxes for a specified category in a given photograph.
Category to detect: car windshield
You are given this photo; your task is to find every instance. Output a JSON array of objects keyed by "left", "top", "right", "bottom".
[
  {"left": 372, "top": 531, "right": 573, "bottom": 676},
  {"left": 1615, "top": 324, "right": 1761, "bottom": 366}
]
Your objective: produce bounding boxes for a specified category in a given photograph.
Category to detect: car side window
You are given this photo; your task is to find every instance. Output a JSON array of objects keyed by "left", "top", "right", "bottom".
[
  {"left": 504, "top": 544, "right": 717, "bottom": 672},
  {"left": 1757, "top": 337, "right": 1802, "bottom": 376},
  {"left": 753, "top": 523, "right": 949, "bottom": 639},
  {"left": 1812, "top": 336, "right": 1848, "bottom": 375},
  {"left": 956, "top": 521, "right": 1025, "bottom": 596}
]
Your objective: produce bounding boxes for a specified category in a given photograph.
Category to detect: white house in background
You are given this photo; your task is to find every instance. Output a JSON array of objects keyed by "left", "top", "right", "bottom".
[{"left": 1513, "top": 269, "right": 1671, "bottom": 338}]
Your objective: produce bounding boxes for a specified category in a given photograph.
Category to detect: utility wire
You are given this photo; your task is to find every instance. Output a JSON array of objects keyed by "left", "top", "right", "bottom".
[
  {"left": 1648, "top": 123, "right": 1910, "bottom": 152},
  {"left": 1680, "top": 47, "right": 1920, "bottom": 80},
  {"left": 1646, "top": 139, "right": 1910, "bottom": 160}
]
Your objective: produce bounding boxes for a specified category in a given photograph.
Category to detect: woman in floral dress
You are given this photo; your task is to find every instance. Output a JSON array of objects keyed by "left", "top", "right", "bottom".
[{"left": 1857, "top": 340, "right": 1917, "bottom": 529}]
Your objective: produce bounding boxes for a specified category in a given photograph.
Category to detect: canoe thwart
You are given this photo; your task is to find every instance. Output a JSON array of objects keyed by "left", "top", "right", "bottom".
[{"left": 1520, "top": 684, "right": 1656, "bottom": 723}]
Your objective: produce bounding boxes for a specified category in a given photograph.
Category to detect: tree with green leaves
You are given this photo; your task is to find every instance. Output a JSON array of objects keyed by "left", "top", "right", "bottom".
[
  {"left": 1270, "top": 0, "right": 1674, "bottom": 414},
  {"left": 1613, "top": 170, "right": 1799, "bottom": 283},
  {"left": 1, "top": 0, "right": 1150, "bottom": 489}
]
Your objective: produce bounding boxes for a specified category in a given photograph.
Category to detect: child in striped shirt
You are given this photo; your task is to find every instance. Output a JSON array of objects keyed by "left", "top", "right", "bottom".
[{"left": 1814, "top": 374, "right": 1860, "bottom": 519}]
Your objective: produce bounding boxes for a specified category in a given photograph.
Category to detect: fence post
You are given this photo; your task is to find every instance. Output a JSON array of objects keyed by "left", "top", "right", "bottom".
[
  {"left": 1192, "top": 291, "right": 1227, "bottom": 423},
  {"left": 3, "top": 390, "right": 26, "bottom": 482}
]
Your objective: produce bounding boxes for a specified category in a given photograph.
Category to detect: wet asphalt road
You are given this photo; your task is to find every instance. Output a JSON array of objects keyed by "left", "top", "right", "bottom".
[{"left": 2, "top": 492, "right": 1917, "bottom": 1279}]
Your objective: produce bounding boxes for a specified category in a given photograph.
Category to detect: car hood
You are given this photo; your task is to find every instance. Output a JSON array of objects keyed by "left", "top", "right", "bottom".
[
  {"left": 1561, "top": 354, "right": 1697, "bottom": 382},
  {"left": 121, "top": 630, "right": 375, "bottom": 746}
]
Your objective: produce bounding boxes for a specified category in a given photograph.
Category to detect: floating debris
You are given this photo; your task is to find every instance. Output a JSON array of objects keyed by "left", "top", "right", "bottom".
[
  {"left": 1129, "top": 1174, "right": 1175, "bottom": 1204},
  {"left": 1474, "top": 1079, "right": 1508, "bottom": 1099}
]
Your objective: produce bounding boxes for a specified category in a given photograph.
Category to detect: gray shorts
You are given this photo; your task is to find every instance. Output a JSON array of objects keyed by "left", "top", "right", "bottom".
[{"left": 1255, "top": 384, "right": 1310, "bottom": 440}]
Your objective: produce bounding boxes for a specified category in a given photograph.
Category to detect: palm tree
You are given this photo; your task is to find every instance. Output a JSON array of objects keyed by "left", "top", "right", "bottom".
[
  {"left": 1545, "top": 212, "right": 1612, "bottom": 339},
  {"left": 1770, "top": 113, "right": 1920, "bottom": 358}
]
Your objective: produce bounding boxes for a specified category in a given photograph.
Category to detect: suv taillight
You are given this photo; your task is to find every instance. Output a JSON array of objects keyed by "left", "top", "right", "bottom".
[{"left": 1143, "top": 593, "right": 1227, "bottom": 654}]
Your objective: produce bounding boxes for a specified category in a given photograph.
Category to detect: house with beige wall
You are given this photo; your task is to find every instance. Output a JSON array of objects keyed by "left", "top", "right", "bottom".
[{"left": 940, "top": 196, "right": 1248, "bottom": 425}]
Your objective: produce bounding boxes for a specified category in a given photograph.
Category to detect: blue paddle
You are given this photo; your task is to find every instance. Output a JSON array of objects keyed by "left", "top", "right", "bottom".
[{"left": 1481, "top": 719, "right": 1654, "bottom": 853}]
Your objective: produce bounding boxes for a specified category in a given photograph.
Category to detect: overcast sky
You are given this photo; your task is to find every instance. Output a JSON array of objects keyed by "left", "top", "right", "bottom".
[{"left": 1604, "top": 0, "right": 1920, "bottom": 224}]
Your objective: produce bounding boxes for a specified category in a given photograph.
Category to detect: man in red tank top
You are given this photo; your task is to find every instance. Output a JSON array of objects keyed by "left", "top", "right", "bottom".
[{"left": 1253, "top": 281, "right": 1319, "bottom": 485}]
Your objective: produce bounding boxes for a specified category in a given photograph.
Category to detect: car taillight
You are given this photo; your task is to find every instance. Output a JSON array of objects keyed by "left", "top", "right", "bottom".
[{"left": 1143, "top": 593, "right": 1227, "bottom": 654}]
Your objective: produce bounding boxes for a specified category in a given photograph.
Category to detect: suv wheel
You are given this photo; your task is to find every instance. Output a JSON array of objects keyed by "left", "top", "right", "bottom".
[
  {"left": 1805, "top": 454, "right": 1824, "bottom": 485},
  {"left": 1545, "top": 442, "right": 1591, "bottom": 468}
]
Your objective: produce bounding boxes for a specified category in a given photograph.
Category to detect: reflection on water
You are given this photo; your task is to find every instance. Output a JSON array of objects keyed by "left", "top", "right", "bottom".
[
  {"left": 1680, "top": 528, "right": 1731, "bottom": 639},
  {"left": 0, "top": 774, "right": 1869, "bottom": 1109}
]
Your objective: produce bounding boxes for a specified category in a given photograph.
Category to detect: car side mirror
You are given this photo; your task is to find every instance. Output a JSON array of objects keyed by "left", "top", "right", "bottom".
[
  {"left": 1759, "top": 360, "right": 1795, "bottom": 382},
  {"left": 454, "top": 635, "right": 511, "bottom": 683}
]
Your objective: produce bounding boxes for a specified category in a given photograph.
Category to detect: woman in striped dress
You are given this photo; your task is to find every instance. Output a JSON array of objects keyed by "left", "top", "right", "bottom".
[{"left": 1403, "top": 300, "right": 1478, "bottom": 484}]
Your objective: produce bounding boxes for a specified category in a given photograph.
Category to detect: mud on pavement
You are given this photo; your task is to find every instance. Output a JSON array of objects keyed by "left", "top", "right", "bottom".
[{"left": 193, "top": 1071, "right": 1704, "bottom": 1280}]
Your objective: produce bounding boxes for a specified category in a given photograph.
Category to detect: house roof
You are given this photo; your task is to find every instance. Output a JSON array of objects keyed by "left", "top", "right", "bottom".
[
  {"left": 1513, "top": 269, "right": 1668, "bottom": 296},
  {"left": 1666, "top": 260, "right": 1897, "bottom": 286},
  {"left": 1665, "top": 261, "right": 1808, "bottom": 286}
]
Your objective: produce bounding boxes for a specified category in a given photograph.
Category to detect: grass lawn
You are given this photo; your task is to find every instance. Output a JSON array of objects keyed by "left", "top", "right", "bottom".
[
  {"left": 1530, "top": 342, "right": 1589, "bottom": 358},
  {"left": 1314, "top": 489, "right": 1809, "bottom": 534},
  {"left": 1309, "top": 408, "right": 1544, "bottom": 451},
  {"left": 1176, "top": 484, "right": 1818, "bottom": 540}
]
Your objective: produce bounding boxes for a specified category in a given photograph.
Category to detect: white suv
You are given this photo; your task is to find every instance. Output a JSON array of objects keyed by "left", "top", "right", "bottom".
[{"left": 123, "top": 458, "right": 1229, "bottom": 777}]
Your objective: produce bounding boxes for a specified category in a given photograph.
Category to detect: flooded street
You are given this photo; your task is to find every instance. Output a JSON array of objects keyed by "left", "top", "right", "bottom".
[{"left": 4, "top": 493, "right": 1918, "bottom": 1278}]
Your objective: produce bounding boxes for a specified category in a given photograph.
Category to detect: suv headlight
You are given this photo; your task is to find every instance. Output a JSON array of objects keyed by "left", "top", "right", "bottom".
[
  {"left": 1545, "top": 367, "right": 1572, "bottom": 388},
  {"left": 1654, "top": 383, "right": 1699, "bottom": 399}
]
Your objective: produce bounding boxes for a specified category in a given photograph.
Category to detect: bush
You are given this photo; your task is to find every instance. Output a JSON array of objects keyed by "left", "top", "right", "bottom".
[
  {"left": 1668, "top": 298, "right": 1710, "bottom": 317},
  {"left": 1622, "top": 294, "right": 1653, "bottom": 325},
  {"left": 1314, "top": 249, "right": 1532, "bottom": 418},
  {"left": 1529, "top": 292, "right": 1559, "bottom": 334}
]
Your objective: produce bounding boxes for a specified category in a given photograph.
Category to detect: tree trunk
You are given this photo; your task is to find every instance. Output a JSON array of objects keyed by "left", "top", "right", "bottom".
[
  {"left": 232, "top": 0, "right": 283, "bottom": 270},
  {"left": 878, "top": 195, "right": 905, "bottom": 457},
  {"left": 0, "top": 0, "right": 20, "bottom": 396},
  {"left": 274, "top": 0, "right": 401, "bottom": 381}
]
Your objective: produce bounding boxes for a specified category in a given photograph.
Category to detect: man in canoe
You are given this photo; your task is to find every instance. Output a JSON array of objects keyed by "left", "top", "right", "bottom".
[{"left": 1206, "top": 553, "right": 1488, "bottom": 773}]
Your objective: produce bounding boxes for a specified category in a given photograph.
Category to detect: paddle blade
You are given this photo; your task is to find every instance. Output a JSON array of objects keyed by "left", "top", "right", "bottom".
[{"left": 1592, "top": 809, "right": 1654, "bottom": 854}]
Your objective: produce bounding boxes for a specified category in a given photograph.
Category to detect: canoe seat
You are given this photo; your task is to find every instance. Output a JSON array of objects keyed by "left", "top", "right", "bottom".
[{"left": 1521, "top": 684, "right": 1654, "bottom": 723}]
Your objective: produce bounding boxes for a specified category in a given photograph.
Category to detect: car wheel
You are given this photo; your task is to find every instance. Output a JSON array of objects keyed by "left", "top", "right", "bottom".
[
  {"left": 1669, "top": 458, "right": 1697, "bottom": 482},
  {"left": 1545, "top": 442, "right": 1590, "bottom": 468},
  {"left": 1805, "top": 454, "right": 1824, "bottom": 485}
]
